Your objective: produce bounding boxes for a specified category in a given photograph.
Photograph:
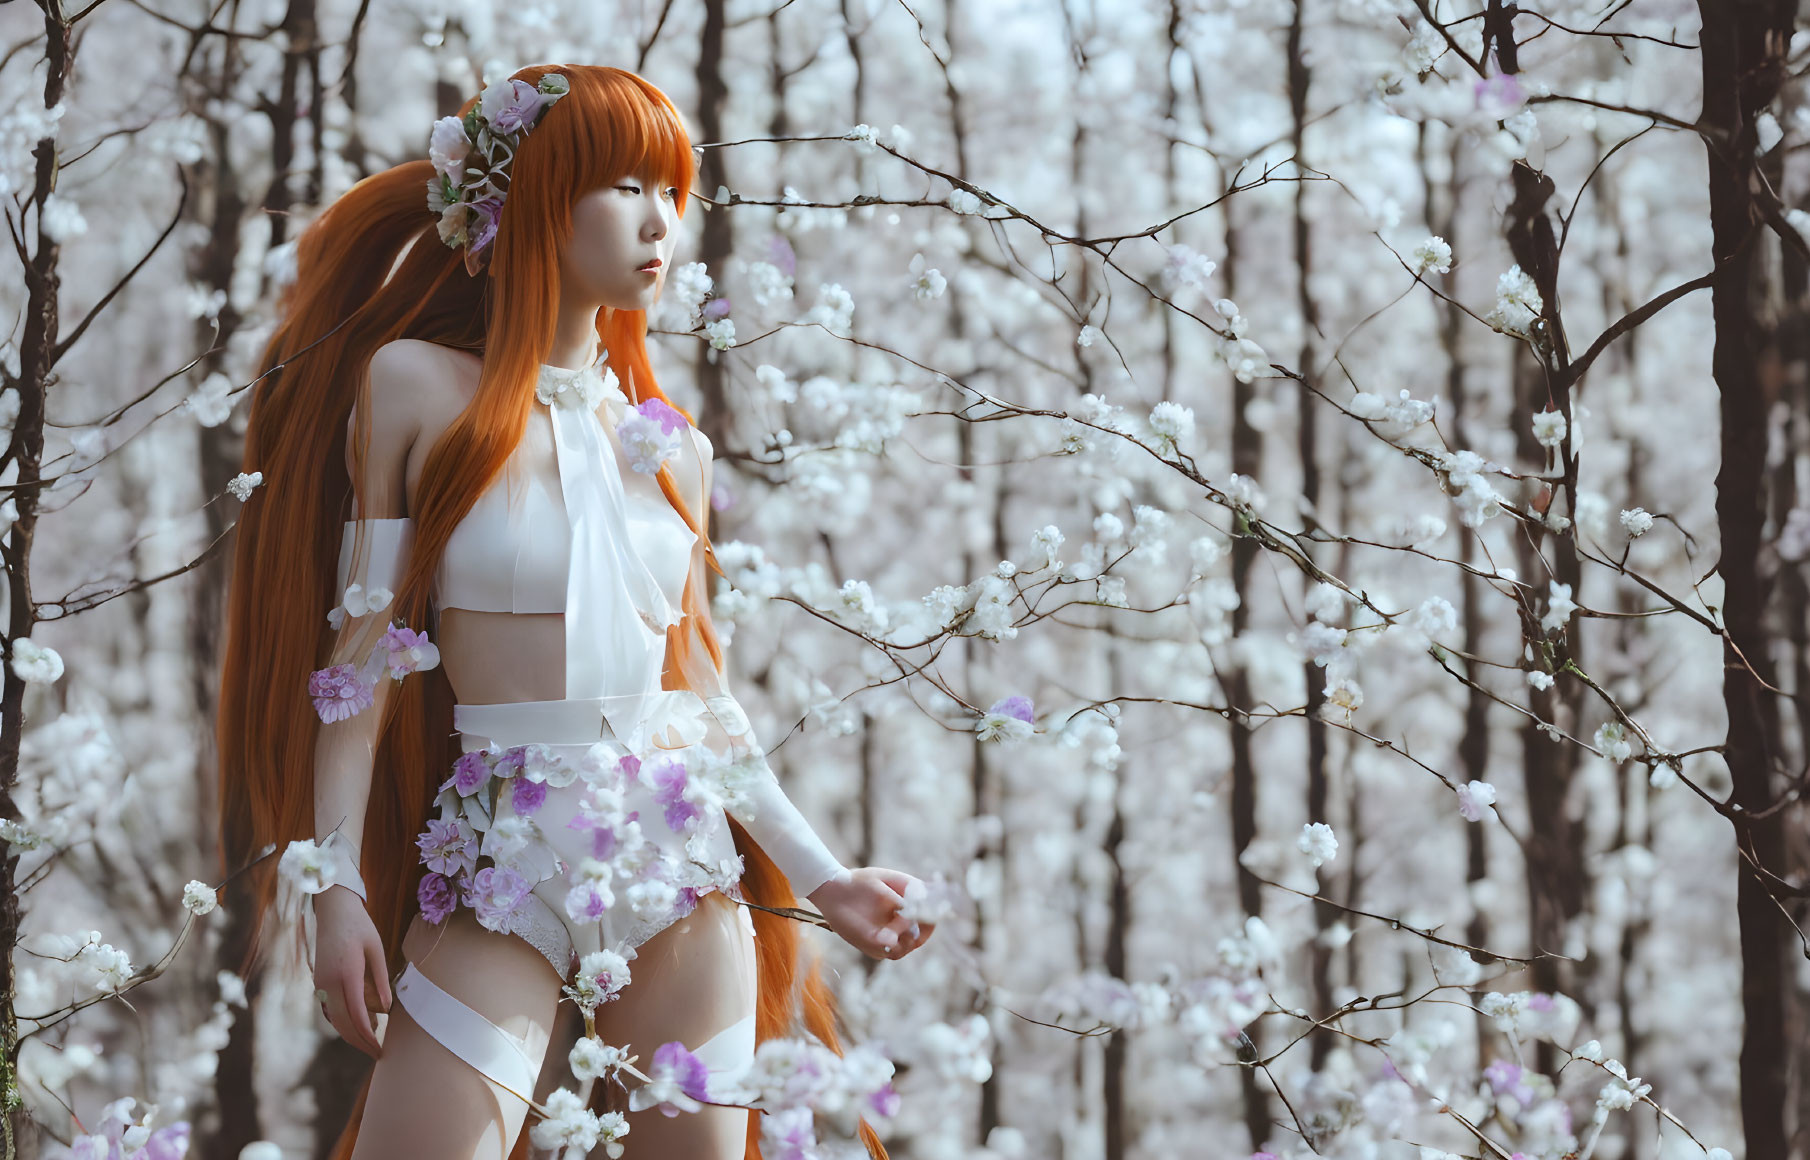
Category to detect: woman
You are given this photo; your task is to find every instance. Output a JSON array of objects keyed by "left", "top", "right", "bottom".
[{"left": 216, "top": 64, "right": 931, "bottom": 1159}]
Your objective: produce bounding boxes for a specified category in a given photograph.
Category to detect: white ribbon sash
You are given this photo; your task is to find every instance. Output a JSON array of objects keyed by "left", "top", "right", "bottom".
[{"left": 542, "top": 358, "right": 689, "bottom": 744}]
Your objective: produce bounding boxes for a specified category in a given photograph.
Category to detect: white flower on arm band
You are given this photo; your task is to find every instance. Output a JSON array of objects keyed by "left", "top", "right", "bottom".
[{"left": 280, "top": 831, "right": 367, "bottom": 899}]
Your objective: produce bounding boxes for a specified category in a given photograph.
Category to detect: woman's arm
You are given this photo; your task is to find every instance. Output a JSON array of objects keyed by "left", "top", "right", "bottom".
[
  {"left": 675, "top": 428, "right": 931, "bottom": 960},
  {"left": 307, "top": 341, "right": 428, "bottom": 1054}
]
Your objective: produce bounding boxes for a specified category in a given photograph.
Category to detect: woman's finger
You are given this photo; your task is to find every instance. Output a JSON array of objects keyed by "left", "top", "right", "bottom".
[
  {"left": 340, "top": 972, "right": 379, "bottom": 1056},
  {"left": 366, "top": 940, "right": 392, "bottom": 1014}
]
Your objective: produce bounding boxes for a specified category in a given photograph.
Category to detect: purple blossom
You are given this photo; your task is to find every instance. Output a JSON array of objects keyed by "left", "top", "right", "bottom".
[
  {"left": 418, "top": 872, "right": 458, "bottom": 924},
  {"left": 703, "top": 296, "right": 732, "bottom": 321},
  {"left": 469, "top": 865, "right": 533, "bottom": 933},
  {"left": 565, "top": 883, "right": 610, "bottom": 923},
  {"left": 1528, "top": 992, "right": 1555, "bottom": 1012},
  {"left": 766, "top": 234, "right": 796, "bottom": 278},
  {"left": 381, "top": 624, "right": 440, "bottom": 679},
  {"left": 452, "top": 750, "right": 491, "bottom": 796},
  {"left": 674, "top": 886, "right": 700, "bottom": 918},
  {"left": 1473, "top": 72, "right": 1526, "bottom": 116},
  {"left": 493, "top": 746, "right": 528, "bottom": 780},
  {"left": 644, "top": 757, "right": 698, "bottom": 831},
  {"left": 1484, "top": 1059, "right": 1536, "bottom": 1104},
  {"left": 652, "top": 1039, "right": 712, "bottom": 1105},
  {"left": 634, "top": 398, "right": 689, "bottom": 434},
  {"left": 416, "top": 817, "right": 478, "bottom": 877},
  {"left": 467, "top": 195, "right": 504, "bottom": 254},
  {"left": 989, "top": 695, "right": 1035, "bottom": 724},
  {"left": 309, "top": 662, "right": 374, "bottom": 724},
  {"left": 567, "top": 812, "right": 621, "bottom": 860},
  {"left": 488, "top": 79, "right": 550, "bottom": 134},
  {"left": 868, "top": 1080, "right": 901, "bottom": 1118},
  {"left": 512, "top": 777, "right": 547, "bottom": 815}
]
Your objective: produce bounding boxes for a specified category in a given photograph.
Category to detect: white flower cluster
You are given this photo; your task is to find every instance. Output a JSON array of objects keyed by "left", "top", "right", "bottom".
[
  {"left": 1212, "top": 297, "right": 1272, "bottom": 383},
  {"left": 10, "top": 637, "right": 63, "bottom": 685},
  {"left": 1619, "top": 506, "right": 1653, "bottom": 537},
  {"left": 1412, "top": 234, "right": 1453, "bottom": 275},
  {"left": 1541, "top": 580, "right": 1577, "bottom": 635},
  {"left": 1531, "top": 408, "right": 1567, "bottom": 451},
  {"left": 1434, "top": 449, "right": 1505, "bottom": 527},
  {"left": 225, "top": 471, "right": 263, "bottom": 501},
  {"left": 1146, "top": 400, "right": 1195, "bottom": 456},
  {"left": 1040, "top": 971, "right": 1174, "bottom": 1033},
  {"left": 1484, "top": 264, "right": 1544, "bottom": 337},
  {"left": 907, "top": 252, "right": 946, "bottom": 300},
  {"left": 1297, "top": 821, "right": 1338, "bottom": 868},
  {"left": 1457, "top": 779, "right": 1499, "bottom": 823}
]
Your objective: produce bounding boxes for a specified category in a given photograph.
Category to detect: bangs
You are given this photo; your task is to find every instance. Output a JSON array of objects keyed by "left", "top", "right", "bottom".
[{"left": 553, "top": 68, "right": 697, "bottom": 212}]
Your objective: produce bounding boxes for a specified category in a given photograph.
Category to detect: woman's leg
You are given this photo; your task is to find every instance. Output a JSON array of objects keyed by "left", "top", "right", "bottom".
[
  {"left": 593, "top": 889, "right": 761, "bottom": 1160},
  {"left": 350, "top": 909, "right": 564, "bottom": 1160}
]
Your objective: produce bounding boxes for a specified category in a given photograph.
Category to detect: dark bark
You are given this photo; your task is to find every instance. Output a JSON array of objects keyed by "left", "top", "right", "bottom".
[
  {"left": 2, "top": 12, "right": 76, "bottom": 1159},
  {"left": 1699, "top": 3, "right": 1798, "bottom": 1155}
]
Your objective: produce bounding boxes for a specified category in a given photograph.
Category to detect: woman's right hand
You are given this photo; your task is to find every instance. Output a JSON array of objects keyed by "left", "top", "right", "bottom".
[{"left": 313, "top": 886, "right": 392, "bottom": 1057}]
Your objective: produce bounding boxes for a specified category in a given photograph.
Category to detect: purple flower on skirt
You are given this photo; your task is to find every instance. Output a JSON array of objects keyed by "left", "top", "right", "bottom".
[
  {"left": 469, "top": 865, "right": 532, "bottom": 934},
  {"left": 493, "top": 746, "right": 529, "bottom": 779},
  {"left": 416, "top": 816, "right": 478, "bottom": 877},
  {"left": 567, "top": 813, "right": 620, "bottom": 860},
  {"left": 565, "top": 882, "right": 610, "bottom": 923},
  {"left": 308, "top": 662, "right": 374, "bottom": 724},
  {"left": 452, "top": 750, "right": 491, "bottom": 796},
  {"left": 512, "top": 776, "right": 548, "bottom": 816},
  {"left": 673, "top": 886, "right": 700, "bottom": 919},
  {"left": 417, "top": 871, "right": 458, "bottom": 924},
  {"left": 643, "top": 757, "right": 698, "bottom": 832}
]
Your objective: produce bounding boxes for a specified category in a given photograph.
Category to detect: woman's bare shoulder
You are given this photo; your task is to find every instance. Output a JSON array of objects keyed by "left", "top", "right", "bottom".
[{"left": 368, "top": 339, "right": 479, "bottom": 436}]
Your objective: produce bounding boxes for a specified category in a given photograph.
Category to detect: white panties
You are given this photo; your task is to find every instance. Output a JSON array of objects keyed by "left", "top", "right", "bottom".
[{"left": 394, "top": 957, "right": 758, "bottom": 1105}]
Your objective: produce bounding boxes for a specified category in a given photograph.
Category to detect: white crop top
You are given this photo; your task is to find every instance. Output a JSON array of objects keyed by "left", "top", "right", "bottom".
[{"left": 429, "top": 419, "right": 697, "bottom": 617}]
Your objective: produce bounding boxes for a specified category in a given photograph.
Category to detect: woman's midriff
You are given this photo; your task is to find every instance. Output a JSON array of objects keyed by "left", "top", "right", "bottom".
[{"left": 435, "top": 608, "right": 579, "bottom": 705}]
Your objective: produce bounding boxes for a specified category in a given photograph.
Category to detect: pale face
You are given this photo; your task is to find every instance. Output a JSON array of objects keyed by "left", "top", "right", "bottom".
[{"left": 560, "top": 166, "right": 681, "bottom": 312}]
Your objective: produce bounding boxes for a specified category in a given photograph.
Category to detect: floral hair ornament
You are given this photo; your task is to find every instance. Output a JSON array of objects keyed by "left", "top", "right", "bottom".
[{"left": 427, "top": 71, "right": 571, "bottom": 276}]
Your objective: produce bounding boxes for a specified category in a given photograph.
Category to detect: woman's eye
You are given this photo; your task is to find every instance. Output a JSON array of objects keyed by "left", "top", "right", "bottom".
[
  {"left": 665, "top": 187, "right": 679, "bottom": 199},
  {"left": 618, "top": 184, "right": 640, "bottom": 194}
]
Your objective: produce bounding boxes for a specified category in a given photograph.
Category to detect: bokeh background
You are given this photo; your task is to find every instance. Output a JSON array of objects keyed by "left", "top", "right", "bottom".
[{"left": 3, "top": 0, "right": 1805, "bottom": 1157}]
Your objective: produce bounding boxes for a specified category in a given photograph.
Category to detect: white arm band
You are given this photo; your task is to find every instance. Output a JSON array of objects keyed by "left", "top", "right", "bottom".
[
  {"left": 331, "top": 517, "right": 416, "bottom": 623},
  {"left": 701, "top": 693, "right": 849, "bottom": 898},
  {"left": 318, "top": 829, "right": 368, "bottom": 901}
]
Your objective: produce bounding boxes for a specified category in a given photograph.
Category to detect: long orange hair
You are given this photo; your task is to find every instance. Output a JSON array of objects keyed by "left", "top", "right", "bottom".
[{"left": 215, "top": 64, "right": 885, "bottom": 1160}]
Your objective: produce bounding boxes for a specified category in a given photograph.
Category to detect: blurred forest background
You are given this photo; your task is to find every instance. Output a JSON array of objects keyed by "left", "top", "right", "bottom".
[{"left": 2, "top": 0, "right": 1807, "bottom": 1158}]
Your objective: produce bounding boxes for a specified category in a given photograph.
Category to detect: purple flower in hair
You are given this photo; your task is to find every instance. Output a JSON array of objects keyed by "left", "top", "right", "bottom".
[
  {"left": 512, "top": 776, "right": 548, "bottom": 816},
  {"left": 417, "top": 871, "right": 458, "bottom": 924},
  {"left": 309, "top": 662, "right": 375, "bottom": 724},
  {"left": 487, "top": 78, "right": 552, "bottom": 134},
  {"left": 452, "top": 750, "right": 492, "bottom": 796},
  {"left": 467, "top": 195, "right": 504, "bottom": 254}
]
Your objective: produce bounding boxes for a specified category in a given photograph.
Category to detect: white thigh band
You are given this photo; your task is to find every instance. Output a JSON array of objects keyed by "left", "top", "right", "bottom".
[
  {"left": 394, "top": 962, "right": 539, "bottom": 1103},
  {"left": 692, "top": 1011, "right": 755, "bottom": 1075}
]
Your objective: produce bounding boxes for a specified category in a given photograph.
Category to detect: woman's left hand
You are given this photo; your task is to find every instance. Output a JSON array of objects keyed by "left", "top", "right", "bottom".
[{"left": 807, "top": 867, "right": 935, "bottom": 960}]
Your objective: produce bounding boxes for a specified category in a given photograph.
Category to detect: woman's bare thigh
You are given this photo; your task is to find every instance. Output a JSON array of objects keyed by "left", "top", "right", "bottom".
[
  {"left": 349, "top": 910, "right": 563, "bottom": 1160},
  {"left": 592, "top": 890, "right": 760, "bottom": 1160}
]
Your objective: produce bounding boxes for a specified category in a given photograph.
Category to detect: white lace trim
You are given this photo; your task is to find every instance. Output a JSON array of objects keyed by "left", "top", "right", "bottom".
[{"left": 535, "top": 352, "right": 629, "bottom": 412}]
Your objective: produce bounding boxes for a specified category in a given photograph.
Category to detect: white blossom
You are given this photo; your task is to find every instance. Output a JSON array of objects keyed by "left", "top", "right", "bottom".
[
  {"left": 1323, "top": 676, "right": 1363, "bottom": 714},
  {"left": 1299, "top": 621, "right": 1347, "bottom": 666},
  {"left": 1484, "top": 264, "right": 1543, "bottom": 337},
  {"left": 1297, "top": 822, "right": 1338, "bottom": 868},
  {"left": 1457, "top": 779, "right": 1499, "bottom": 823},
  {"left": 226, "top": 471, "right": 263, "bottom": 502},
  {"left": 40, "top": 192, "right": 87, "bottom": 242},
  {"left": 1412, "top": 234, "right": 1452, "bottom": 275},
  {"left": 1619, "top": 507, "right": 1653, "bottom": 537},
  {"left": 277, "top": 839, "right": 338, "bottom": 894},
  {"left": 1077, "top": 324, "right": 1102, "bottom": 348},
  {"left": 184, "top": 371, "right": 236, "bottom": 427},
  {"left": 10, "top": 637, "right": 63, "bottom": 684},
  {"left": 703, "top": 317, "right": 736, "bottom": 350},
  {"left": 907, "top": 252, "right": 946, "bottom": 300},
  {"left": 1593, "top": 721, "right": 1632, "bottom": 763},
  {"left": 1531, "top": 408, "right": 1567, "bottom": 450},
  {"left": 530, "top": 1087, "right": 603, "bottom": 1156},
  {"left": 1147, "top": 400, "right": 1194, "bottom": 454},
  {"left": 182, "top": 881, "right": 219, "bottom": 917},
  {"left": 1526, "top": 669, "right": 1554, "bottom": 691},
  {"left": 1541, "top": 580, "right": 1577, "bottom": 635},
  {"left": 75, "top": 938, "right": 134, "bottom": 992}
]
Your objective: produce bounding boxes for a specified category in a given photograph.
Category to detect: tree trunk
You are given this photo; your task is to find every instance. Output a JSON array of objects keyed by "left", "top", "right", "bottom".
[{"left": 1699, "top": 3, "right": 1798, "bottom": 1155}]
